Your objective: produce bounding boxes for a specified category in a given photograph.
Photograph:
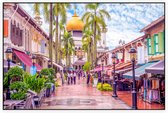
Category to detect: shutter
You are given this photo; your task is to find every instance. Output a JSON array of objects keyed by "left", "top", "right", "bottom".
[
  {"left": 151, "top": 35, "right": 155, "bottom": 55},
  {"left": 147, "top": 38, "right": 150, "bottom": 55},
  {"left": 4, "top": 20, "right": 9, "bottom": 37},
  {"left": 158, "top": 32, "right": 163, "bottom": 53}
]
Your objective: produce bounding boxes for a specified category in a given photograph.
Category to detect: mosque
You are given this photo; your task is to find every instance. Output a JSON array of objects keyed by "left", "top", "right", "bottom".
[{"left": 64, "top": 11, "right": 109, "bottom": 69}]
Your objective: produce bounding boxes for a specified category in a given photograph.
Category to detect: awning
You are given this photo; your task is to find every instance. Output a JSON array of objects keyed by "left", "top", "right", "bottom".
[
  {"left": 107, "top": 62, "right": 132, "bottom": 76},
  {"left": 145, "top": 60, "right": 164, "bottom": 75},
  {"left": 123, "top": 61, "right": 158, "bottom": 80},
  {"left": 34, "top": 54, "right": 63, "bottom": 70},
  {"left": 73, "top": 59, "right": 86, "bottom": 66},
  {"left": 13, "top": 49, "right": 42, "bottom": 71},
  {"left": 53, "top": 62, "right": 63, "bottom": 70},
  {"left": 115, "top": 67, "right": 132, "bottom": 74}
]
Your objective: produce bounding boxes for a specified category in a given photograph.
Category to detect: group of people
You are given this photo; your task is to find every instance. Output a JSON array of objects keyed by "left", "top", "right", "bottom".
[
  {"left": 65, "top": 70, "right": 93, "bottom": 85},
  {"left": 67, "top": 71, "right": 77, "bottom": 85}
]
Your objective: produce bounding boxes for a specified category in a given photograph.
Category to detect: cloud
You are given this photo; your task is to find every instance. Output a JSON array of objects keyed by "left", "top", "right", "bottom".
[{"left": 19, "top": 3, "right": 164, "bottom": 50}]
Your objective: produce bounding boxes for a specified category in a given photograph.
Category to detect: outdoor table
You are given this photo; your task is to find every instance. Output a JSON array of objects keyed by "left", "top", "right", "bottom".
[{"left": 3, "top": 100, "right": 24, "bottom": 109}]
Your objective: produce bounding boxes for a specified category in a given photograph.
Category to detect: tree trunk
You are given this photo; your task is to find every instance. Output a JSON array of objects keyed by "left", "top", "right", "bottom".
[
  {"left": 58, "top": 29, "right": 61, "bottom": 64},
  {"left": 94, "top": 19, "right": 97, "bottom": 67},
  {"left": 66, "top": 54, "right": 68, "bottom": 68},
  {"left": 49, "top": 3, "right": 53, "bottom": 67},
  {"left": 55, "top": 15, "right": 59, "bottom": 64}
]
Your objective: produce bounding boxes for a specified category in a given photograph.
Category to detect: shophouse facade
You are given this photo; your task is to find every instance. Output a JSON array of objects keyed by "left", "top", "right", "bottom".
[{"left": 4, "top": 4, "right": 49, "bottom": 72}]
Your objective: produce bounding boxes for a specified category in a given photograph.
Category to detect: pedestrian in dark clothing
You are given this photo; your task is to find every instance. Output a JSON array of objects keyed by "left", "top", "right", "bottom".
[
  {"left": 70, "top": 71, "right": 73, "bottom": 84},
  {"left": 78, "top": 70, "right": 80, "bottom": 80},
  {"left": 73, "top": 71, "right": 76, "bottom": 84},
  {"left": 87, "top": 71, "right": 91, "bottom": 85},
  {"left": 67, "top": 71, "right": 70, "bottom": 85}
]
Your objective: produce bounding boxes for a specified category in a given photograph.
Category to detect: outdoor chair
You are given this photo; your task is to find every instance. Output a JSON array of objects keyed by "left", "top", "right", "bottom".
[
  {"left": 14, "top": 94, "right": 33, "bottom": 109},
  {"left": 33, "top": 89, "right": 45, "bottom": 107}
]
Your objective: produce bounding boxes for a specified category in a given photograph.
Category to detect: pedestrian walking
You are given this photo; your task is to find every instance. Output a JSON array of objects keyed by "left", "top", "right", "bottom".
[
  {"left": 87, "top": 71, "right": 91, "bottom": 85},
  {"left": 67, "top": 71, "right": 71, "bottom": 85},
  {"left": 78, "top": 70, "right": 80, "bottom": 80},
  {"left": 73, "top": 71, "right": 76, "bottom": 84},
  {"left": 70, "top": 71, "right": 73, "bottom": 84}
]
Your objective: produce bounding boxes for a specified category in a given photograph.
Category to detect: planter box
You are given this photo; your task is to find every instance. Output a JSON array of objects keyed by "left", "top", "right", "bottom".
[
  {"left": 46, "top": 88, "right": 51, "bottom": 97},
  {"left": 93, "top": 78, "right": 98, "bottom": 87}
]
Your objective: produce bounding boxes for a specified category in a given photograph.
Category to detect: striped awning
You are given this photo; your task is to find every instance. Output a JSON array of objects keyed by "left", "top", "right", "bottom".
[{"left": 123, "top": 61, "right": 158, "bottom": 80}]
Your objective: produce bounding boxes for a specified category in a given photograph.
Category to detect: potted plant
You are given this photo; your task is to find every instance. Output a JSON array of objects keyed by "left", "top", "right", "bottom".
[
  {"left": 10, "top": 81, "right": 28, "bottom": 100},
  {"left": 7, "top": 66, "right": 24, "bottom": 82},
  {"left": 45, "top": 83, "right": 52, "bottom": 97}
]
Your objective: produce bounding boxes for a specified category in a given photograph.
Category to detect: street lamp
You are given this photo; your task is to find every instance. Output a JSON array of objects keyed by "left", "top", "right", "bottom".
[
  {"left": 111, "top": 53, "right": 118, "bottom": 97},
  {"left": 48, "top": 60, "right": 52, "bottom": 68},
  {"left": 5, "top": 47, "right": 13, "bottom": 99},
  {"left": 129, "top": 48, "right": 137, "bottom": 109},
  {"left": 101, "top": 59, "right": 104, "bottom": 87}
]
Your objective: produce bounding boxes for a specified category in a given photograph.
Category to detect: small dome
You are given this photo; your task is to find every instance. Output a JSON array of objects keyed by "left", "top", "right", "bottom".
[{"left": 66, "top": 12, "right": 84, "bottom": 31}]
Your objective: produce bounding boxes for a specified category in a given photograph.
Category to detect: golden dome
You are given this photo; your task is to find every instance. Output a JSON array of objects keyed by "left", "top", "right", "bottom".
[{"left": 66, "top": 12, "right": 84, "bottom": 31}]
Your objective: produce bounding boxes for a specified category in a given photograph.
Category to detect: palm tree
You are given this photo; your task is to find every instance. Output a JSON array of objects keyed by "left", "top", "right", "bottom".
[
  {"left": 82, "top": 28, "right": 93, "bottom": 64},
  {"left": 52, "top": 3, "right": 70, "bottom": 64},
  {"left": 33, "top": 3, "right": 53, "bottom": 67},
  {"left": 62, "top": 31, "right": 75, "bottom": 68},
  {"left": 58, "top": 22, "right": 65, "bottom": 64},
  {"left": 82, "top": 3, "right": 111, "bottom": 67}
]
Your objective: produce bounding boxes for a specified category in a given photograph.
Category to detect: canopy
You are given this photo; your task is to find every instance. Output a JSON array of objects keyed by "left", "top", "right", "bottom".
[
  {"left": 145, "top": 60, "right": 164, "bottom": 75},
  {"left": 123, "top": 61, "right": 158, "bottom": 80},
  {"left": 13, "top": 49, "right": 42, "bottom": 71},
  {"left": 53, "top": 62, "right": 63, "bottom": 70},
  {"left": 73, "top": 59, "right": 86, "bottom": 66}
]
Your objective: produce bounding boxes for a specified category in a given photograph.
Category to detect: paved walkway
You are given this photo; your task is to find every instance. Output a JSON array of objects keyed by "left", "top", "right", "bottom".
[
  {"left": 117, "top": 91, "right": 165, "bottom": 109},
  {"left": 38, "top": 78, "right": 164, "bottom": 109},
  {"left": 38, "top": 78, "right": 131, "bottom": 109}
]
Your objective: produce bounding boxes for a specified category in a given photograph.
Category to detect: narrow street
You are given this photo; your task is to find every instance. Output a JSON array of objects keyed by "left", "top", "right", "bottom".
[{"left": 38, "top": 78, "right": 131, "bottom": 109}]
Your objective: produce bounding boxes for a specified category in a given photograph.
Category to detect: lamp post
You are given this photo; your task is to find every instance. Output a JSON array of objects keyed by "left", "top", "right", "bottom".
[
  {"left": 112, "top": 53, "right": 118, "bottom": 97},
  {"left": 48, "top": 60, "right": 52, "bottom": 68},
  {"left": 101, "top": 59, "right": 104, "bottom": 87},
  {"left": 129, "top": 48, "right": 137, "bottom": 109},
  {"left": 5, "top": 47, "right": 13, "bottom": 99}
]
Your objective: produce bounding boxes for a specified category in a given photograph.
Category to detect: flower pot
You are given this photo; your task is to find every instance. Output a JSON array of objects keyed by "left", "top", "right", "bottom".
[
  {"left": 93, "top": 78, "right": 98, "bottom": 87},
  {"left": 46, "top": 88, "right": 51, "bottom": 97}
]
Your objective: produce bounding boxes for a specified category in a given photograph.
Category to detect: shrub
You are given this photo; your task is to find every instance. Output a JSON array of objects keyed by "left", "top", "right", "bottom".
[
  {"left": 10, "top": 92, "right": 27, "bottom": 100},
  {"left": 10, "top": 81, "right": 28, "bottom": 93},
  {"left": 3, "top": 73, "right": 9, "bottom": 90},
  {"left": 83, "top": 62, "right": 91, "bottom": 72},
  {"left": 48, "top": 68, "right": 55, "bottom": 76},
  {"left": 96, "top": 83, "right": 113, "bottom": 91},
  {"left": 55, "top": 81, "right": 59, "bottom": 87},
  {"left": 7, "top": 66, "right": 24, "bottom": 81},
  {"left": 24, "top": 75, "right": 46, "bottom": 94},
  {"left": 40, "top": 68, "right": 51, "bottom": 76}
]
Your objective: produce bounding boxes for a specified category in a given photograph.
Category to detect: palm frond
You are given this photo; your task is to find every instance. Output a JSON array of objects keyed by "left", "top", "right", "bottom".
[
  {"left": 99, "top": 9, "right": 111, "bottom": 20},
  {"left": 33, "top": 3, "right": 40, "bottom": 15}
]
